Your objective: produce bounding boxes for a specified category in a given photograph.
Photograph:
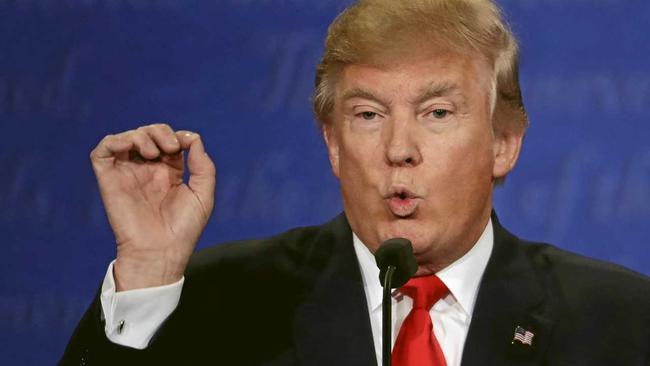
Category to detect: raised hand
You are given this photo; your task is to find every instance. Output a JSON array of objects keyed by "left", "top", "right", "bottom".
[{"left": 90, "top": 124, "right": 216, "bottom": 291}]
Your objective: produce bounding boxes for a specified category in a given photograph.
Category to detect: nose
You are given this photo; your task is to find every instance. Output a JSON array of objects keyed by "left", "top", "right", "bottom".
[{"left": 385, "top": 117, "right": 421, "bottom": 167}]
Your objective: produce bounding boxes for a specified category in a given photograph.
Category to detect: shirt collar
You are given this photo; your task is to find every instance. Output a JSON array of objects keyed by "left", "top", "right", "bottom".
[{"left": 352, "top": 218, "right": 494, "bottom": 317}]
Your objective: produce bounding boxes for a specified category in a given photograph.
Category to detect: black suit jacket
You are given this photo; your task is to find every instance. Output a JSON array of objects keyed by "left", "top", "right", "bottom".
[{"left": 61, "top": 213, "right": 650, "bottom": 365}]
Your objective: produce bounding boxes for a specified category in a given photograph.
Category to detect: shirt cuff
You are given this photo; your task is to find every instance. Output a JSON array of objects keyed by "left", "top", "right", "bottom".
[{"left": 100, "top": 260, "right": 184, "bottom": 349}]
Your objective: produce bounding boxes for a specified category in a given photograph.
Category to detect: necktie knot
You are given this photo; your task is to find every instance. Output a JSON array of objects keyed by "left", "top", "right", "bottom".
[{"left": 400, "top": 275, "right": 448, "bottom": 310}]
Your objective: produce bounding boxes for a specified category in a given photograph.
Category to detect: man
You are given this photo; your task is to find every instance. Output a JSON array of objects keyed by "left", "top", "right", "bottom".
[{"left": 61, "top": 0, "right": 650, "bottom": 365}]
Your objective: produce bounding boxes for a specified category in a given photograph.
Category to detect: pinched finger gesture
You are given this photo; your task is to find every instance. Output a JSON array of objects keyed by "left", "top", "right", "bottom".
[{"left": 90, "top": 124, "right": 216, "bottom": 290}]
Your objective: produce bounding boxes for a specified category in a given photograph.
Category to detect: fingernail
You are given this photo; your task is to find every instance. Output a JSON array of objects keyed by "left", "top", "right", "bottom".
[{"left": 184, "top": 132, "right": 194, "bottom": 137}]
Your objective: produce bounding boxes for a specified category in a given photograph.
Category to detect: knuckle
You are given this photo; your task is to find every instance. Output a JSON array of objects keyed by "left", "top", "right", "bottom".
[
  {"left": 138, "top": 123, "right": 172, "bottom": 133},
  {"left": 100, "top": 134, "right": 115, "bottom": 143},
  {"left": 130, "top": 130, "right": 147, "bottom": 141},
  {"left": 94, "top": 134, "right": 113, "bottom": 153},
  {"left": 121, "top": 130, "right": 136, "bottom": 139},
  {"left": 90, "top": 145, "right": 105, "bottom": 160},
  {"left": 175, "top": 130, "right": 190, "bottom": 137}
]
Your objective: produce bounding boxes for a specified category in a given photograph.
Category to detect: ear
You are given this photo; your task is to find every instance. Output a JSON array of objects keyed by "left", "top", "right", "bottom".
[
  {"left": 492, "top": 126, "right": 524, "bottom": 180},
  {"left": 322, "top": 124, "right": 341, "bottom": 179}
]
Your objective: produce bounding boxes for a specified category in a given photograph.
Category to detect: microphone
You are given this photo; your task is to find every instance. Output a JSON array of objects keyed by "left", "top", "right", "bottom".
[
  {"left": 375, "top": 238, "right": 418, "bottom": 288},
  {"left": 375, "top": 238, "right": 417, "bottom": 366}
]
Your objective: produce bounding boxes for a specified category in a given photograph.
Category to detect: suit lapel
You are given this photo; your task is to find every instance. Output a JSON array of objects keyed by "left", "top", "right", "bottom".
[
  {"left": 293, "top": 214, "right": 377, "bottom": 366},
  {"left": 291, "top": 212, "right": 556, "bottom": 366},
  {"left": 461, "top": 213, "right": 555, "bottom": 366}
]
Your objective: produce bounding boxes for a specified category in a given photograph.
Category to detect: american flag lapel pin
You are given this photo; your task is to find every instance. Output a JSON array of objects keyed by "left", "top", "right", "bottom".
[{"left": 512, "top": 325, "right": 534, "bottom": 346}]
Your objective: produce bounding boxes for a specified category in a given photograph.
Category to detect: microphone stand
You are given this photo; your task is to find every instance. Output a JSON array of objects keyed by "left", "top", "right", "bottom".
[
  {"left": 382, "top": 265, "right": 396, "bottom": 366},
  {"left": 375, "top": 237, "right": 416, "bottom": 366}
]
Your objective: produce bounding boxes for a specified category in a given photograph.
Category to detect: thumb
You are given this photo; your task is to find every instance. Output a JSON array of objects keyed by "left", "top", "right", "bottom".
[{"left": 176, "top": 131, "right": 216, "bottom": 219}]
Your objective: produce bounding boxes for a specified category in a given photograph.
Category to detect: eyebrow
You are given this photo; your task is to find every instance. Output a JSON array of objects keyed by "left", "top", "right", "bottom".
[
  {"left": 341, "top": 87, "right": 392, "bottom": 108},
  {"left": 410, "top": 81, "right": 464, "bottom": 106},
  {"left": 340, "top": 81, "right": 464, "bottom": 109}
]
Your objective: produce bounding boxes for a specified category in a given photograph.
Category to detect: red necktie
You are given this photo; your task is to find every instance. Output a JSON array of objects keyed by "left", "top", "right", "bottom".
[{"left": 392, "top": 275, "right": 449, "bottom": 366}]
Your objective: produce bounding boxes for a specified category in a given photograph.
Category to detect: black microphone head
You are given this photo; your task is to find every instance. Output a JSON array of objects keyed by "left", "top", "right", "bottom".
[{"left": 375, "top": 238, "right": 418, "bottom": 288}]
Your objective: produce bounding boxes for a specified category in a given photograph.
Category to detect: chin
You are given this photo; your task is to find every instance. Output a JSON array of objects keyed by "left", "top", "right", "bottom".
[
  {"left": 378, "top": 221, "right": 436, "bottom": 251},
  {"left": 412, "top": 242, "right": 438, "bottom": 259}
]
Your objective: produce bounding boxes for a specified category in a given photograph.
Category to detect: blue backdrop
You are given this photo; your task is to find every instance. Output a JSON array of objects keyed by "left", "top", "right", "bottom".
[{"left": 1, "top": 0, "right": 648, "bottom": 364}]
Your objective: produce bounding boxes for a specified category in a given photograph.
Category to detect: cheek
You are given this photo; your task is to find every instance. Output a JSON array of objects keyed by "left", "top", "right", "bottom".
[
  {"left": 460, "top": 130, "right": 494, "bottom": 167},
  {"left": 338, "top": 130, "right": 382, "bottom": 181},
  {"left": 429, "top": 125, "right": 494, "bottom": 187}
]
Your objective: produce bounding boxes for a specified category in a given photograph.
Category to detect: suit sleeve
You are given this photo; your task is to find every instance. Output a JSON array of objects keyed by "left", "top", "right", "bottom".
[
  {"left": 58, "top": 262, "right": 185, "bottom": 366},
  {"left": 59, "top": 288, "right": 151, "bottom": 365}
]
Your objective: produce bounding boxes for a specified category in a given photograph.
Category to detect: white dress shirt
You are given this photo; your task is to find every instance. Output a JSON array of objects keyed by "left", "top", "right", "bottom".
[
  {"left": 100, "top": 219, "right": 493, "bottom": 365},
  {"left": 353, "top": 219, "right": 493, "bottom": 366}
]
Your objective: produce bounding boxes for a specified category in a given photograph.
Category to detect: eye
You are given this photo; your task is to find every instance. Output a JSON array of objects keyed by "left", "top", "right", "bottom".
[
  {"left": 430, "top": 109, "right": 449, "bottom": 119},
  {"left": 359, "top": 111, "right": 378, "bottom": 120}
]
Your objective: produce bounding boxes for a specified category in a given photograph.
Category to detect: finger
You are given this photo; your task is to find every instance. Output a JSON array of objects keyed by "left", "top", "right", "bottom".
[
  {"left": 176, "top": 131, "right": 216, "bottom": 217},
  {"left": 175, "top": 131, "right": 215, "bottom": 177},
  {"left": 90, "top": 134, "right": 133, "bottom": 162},
  {"left": 137, "top": 123, "right": 181, "bottom": 155},
  {"left": 124, "top": 129, "right": 161, "bottom": 160},
  {"left": 162, "top": 150, "right": 184, "bottom": 171}
]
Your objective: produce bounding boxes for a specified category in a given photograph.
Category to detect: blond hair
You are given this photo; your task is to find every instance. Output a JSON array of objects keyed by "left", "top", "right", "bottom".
[{"left": 312, "top": 0, "right": 528, "bottom": 135}]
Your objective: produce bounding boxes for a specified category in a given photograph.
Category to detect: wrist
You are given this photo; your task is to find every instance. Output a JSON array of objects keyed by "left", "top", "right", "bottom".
[{"left": 113, "top": 254, "right": 186, "bottom": 291}]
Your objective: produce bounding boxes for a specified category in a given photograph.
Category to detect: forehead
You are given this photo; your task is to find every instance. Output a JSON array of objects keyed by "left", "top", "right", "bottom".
[{"left": 335, "top": 48, "right": 494, "bottom": 103}]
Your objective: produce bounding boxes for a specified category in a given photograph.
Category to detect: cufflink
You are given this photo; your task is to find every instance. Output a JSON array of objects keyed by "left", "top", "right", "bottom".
[{"left": 117, "top": 319, "right": 126, "bottom": 334}]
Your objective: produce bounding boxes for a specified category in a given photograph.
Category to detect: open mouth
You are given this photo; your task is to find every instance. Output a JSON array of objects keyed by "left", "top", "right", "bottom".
[{"left": 386, "top": 188, "right": 420, "bottom": 217}]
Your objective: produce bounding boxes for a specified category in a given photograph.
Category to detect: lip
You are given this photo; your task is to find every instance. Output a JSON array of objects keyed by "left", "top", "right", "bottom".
[
  {"left": 384, "top": 185, "right": 420, "bottom": 199},
  {"left": 384, "top": 186, "right": 422, "bottom": 218},
  {"left": 387, "top": 197, "right": 420, "bottom": 217}
]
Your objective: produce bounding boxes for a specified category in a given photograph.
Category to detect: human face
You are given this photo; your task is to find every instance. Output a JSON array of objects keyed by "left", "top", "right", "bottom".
[{"left": 324, "top": 48, "right": 513, "bottom": 274}]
